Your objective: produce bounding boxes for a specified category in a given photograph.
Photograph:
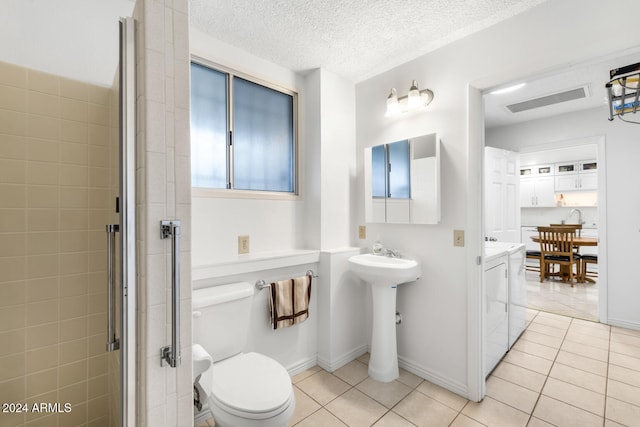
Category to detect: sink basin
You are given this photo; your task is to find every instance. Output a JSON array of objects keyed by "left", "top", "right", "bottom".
[
  {"left": 348, "top": 253, "right": 421, "bottom": 382},
  {"left": 348, "top": 253, "right": 421, "bottom": 286}
]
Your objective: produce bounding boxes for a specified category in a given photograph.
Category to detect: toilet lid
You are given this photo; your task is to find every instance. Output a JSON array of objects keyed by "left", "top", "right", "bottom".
[{"left": 211, "top": 352, "right": 292, "bottom": 414}]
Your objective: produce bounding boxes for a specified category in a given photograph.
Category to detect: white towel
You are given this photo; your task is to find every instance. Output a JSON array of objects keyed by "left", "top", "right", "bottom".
[{"left": 269, "top": 274, "right": 312, "bottom": 330}]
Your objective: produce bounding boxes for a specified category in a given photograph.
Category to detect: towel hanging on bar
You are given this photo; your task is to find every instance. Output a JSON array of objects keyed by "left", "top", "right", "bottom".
[{"left": 269, "top": 274, "right": 312, "bottom": 330}]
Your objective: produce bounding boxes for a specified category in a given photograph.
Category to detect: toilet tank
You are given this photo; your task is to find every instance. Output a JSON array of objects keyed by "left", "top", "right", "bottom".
[{"left": 193, "top": 282, "right": 254, "bottom": 362}]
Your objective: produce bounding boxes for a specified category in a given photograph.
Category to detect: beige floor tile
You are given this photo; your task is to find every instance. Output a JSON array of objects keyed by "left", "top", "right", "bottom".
[
  {"left": 555, "top": 350, "right": 608, "bottom": 376},
  {"left": 289, "top": 386, "right": 322, "bottom": 426},
  {"left": 561, "top": 339, "right": 609, "bottom": 362},
  {"left": 503, "top": 350, "right": 553, "bottom": 375},
  {"left": 297, "top": 370, "right": 351, "bottom": 406},
  {"left": 607, "top": 378, "right": 640, "bottom": 407},
  {"left": 194, "top": 421, "right": 210, "bottom": 427},
  {"left": 295, "top": 408, "right": 348, "bottom": 427},
  {"left": 569, "top": 324, "right": 610, "bottom": 341},
  {"left": 393, "top": 391, "right": 458, "bottom": 427},
  {"left": 326, "top": 388, "right": 387, "bottom": 427},
  {"left": 397, "top": 369, "right": 422, "bottom": 389},
  {"left": 536, "top": 310, "right": 573, "bottom": 322},
  {"left": 449, "top": 414, "right": 485, "bottom": 427},
  {"left": 356, "top": 377, "right": 412, "bottom": 409},
  {"left": 604, "top": 419, "right": 628, "bottom": 427},
  {"left": 527, "top": 417, "right": 555, "bottom": 427},
  {"left": 415, "top": 380, "right": 468, "bottom": 412},
  {"left": 541, "top": 377, "right": 605, "bottom": 416},
  {"left": 532, "top": 395, "right": 603, "bottom": 427},
  {"left": 292, "top": 366, "right": 322, "bottom": 384},
  {"left": 358, "top": 353, "right": 371, "bottom": 364},
  {"left": 610, "top": 340, "right": 640, "bottom": 359},
  {"left": 548, "top": 362, "right": 606, "bottom": 394},
  {"left": 485, "top": 376, "right": 538, "bottom": 414},
  {"left": 333, "top": 360, "right": 369, "bottom": 386},
  {"left": 564, "top": 329, "right": 610, "bottom": 350},
  {"left": 520, "top": 330, "right": 563, "bottom": 349},
  {"left": 605, "top": 397, "right": 640, "bottom": 427},
  {"left": 372, "top": 411, "right": 416, "bottom": 427},
  {"left": 608, "top": 364, "right": 640, "bottom": 388},
  {"left": 526, "top": 322, "right": 567, "bottom": 339},
  {"left": 611, "top": 331, "right": 640, "bottom": 348},
  {"left": 611, "top": 326, "right": 640, "bottom": 339},
  {"left": 572, "top": 318, "right": 610, "bottom": 331},
  {"left": 513, "top": 339, "right": 559, "bottom": 361},
  {"left": 491, "top": 361, "right": 547, "bottom": 393},
  {"left": 609, "top": 351, "right": 640, "bottom": 372},
  {"left": 462, "top": 396, "right": 528, "bottom": 427},
  {"left": 531, "top": 314, "right": 571, "bottom": 330}
]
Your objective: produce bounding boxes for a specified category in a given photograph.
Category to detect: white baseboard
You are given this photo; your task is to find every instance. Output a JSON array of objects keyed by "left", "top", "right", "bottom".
[
  {"left": 398, "top": 355, "right": 468, "bottom": 398},
  {"left": 607, "top": 318, "right": 640, "bottom": 331},
  {"left": 317, "top": 344, "right": 369, "bottom": 372},
  {"left": 286, "top": 355, "right": 319, "bottom": 377}
]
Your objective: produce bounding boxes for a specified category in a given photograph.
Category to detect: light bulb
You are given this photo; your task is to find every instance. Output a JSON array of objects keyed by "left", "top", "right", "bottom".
[
  {"left": 385, "top": 88, "right": 400, "bottom": 117},
  {"left": 407, "top": 80, "right": 422, "bottom": 109}
]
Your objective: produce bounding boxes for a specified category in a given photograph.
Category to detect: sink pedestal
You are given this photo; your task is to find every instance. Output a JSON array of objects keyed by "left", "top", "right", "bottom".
[
  {"left": 368, "top": 284, "right": 399, "bottom": 382},
  {"left": 347, "top": 253, "right": 421, "bottom": 383}
]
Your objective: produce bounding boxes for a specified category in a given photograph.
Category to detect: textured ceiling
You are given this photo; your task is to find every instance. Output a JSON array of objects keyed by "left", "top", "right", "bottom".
[{"left": 189, "top": 0, "right": 548, "bottom": 82}]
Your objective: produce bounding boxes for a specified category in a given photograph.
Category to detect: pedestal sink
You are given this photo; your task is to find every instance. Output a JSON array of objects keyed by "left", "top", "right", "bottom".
[{"left": 348, "top": 253, "right": 421, "bottom": 382}]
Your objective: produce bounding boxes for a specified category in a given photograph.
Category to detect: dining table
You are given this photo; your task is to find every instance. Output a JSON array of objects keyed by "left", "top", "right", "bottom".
[{"left": 530, "top": 235, "right": 598, "bottom": 283}]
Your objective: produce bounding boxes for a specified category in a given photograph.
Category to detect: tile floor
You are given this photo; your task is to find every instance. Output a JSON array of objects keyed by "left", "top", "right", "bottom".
[
  {"left": 525, "top": 270, "right": 599, "bottom": 321},
  {"left": 196, "top": 308, "right": 640, "bottom": 427}
]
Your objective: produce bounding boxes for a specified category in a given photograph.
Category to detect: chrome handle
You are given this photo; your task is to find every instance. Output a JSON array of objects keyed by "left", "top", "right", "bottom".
[
  {"left": 160, "top": 220, "right": 181, "bottom": 368},
  {"left": 106, "top": 224, "right": 120, "bottom": 352}
]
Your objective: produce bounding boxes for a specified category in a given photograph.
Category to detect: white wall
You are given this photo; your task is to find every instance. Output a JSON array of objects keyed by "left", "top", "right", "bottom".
[
  {"left": 487, "top": 107, "right": 640, "bottom": 328},
  {"left": 355, "top": 0, "right": 640, "bottom": 397}
]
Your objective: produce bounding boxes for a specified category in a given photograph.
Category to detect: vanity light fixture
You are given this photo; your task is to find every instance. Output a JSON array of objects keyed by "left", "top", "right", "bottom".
[{"left": 385, "top": 80, "right": 434, "bottom": 117}]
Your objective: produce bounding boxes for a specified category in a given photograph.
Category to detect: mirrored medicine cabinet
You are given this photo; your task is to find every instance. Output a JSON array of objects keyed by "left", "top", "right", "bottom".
[{"left": 364, "top": 133, "right": 441, "bottom": 224}]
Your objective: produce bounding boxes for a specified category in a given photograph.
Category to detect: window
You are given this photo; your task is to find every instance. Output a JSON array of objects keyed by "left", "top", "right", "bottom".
[{"left": 190, "top": 61, "right": 297, "bottom": 194}]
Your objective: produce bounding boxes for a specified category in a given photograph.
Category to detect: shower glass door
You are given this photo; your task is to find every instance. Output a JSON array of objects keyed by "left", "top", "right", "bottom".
[{"left": 0, "top": 16, "right": 135, "bottom": 427}]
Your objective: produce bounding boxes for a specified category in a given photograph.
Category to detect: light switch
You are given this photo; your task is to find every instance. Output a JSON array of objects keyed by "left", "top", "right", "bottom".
[
  {"left": 453, "top": 230, "right": 464, "bottom": 247},
  {"left": 358, "top": 225, "right": 366, "bottom": 239}
]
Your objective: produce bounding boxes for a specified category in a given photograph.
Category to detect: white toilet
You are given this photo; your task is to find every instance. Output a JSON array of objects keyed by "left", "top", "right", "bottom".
[{"left": 192, "top": 282, "right": 295, "bottom": 427}]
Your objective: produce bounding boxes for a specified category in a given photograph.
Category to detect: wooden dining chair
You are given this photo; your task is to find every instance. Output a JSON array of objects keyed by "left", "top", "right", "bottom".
[
  {"left": 581, "top": 254, "right": 598, "bottom": 282},
  {"left": 550, "top": 223, "right": 582, "bottom": 237},
  {"left": 549, "top": 223, "right": 583, "bottom": 278},
  {"left": 537, "top": 226, "right": 580, "bottom": 287}
]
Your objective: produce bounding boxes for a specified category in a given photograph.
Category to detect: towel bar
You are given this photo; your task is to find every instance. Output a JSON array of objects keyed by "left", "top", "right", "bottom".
[{"left": 256, "top": 269, "right": 318, "bottom": 290}]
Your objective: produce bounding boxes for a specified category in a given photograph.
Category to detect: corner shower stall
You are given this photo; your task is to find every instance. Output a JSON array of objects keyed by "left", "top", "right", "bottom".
[{"left": 0, "top": 17, "right": 136, "bottom": 427}]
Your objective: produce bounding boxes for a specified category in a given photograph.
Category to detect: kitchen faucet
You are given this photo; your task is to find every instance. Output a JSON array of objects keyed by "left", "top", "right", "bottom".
[{"left": 570, "top": 208, "right": 584, "bottom": 224}]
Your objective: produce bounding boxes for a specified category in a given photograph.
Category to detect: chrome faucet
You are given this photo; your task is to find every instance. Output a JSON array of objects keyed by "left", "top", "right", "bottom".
[
  {"left": 570, "top": 208, "right": 584, "bottom": 224},
  {"left": 384, "top": 248, "right": 401, "bottom": 258}
]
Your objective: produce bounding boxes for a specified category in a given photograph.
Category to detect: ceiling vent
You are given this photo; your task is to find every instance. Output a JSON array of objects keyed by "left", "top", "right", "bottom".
[{"left": 506, "top": 86, "right": 589, "bottom": 113}]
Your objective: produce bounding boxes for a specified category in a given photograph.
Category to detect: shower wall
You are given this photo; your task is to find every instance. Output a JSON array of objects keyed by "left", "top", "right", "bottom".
[{"left": 0, "top": 61, "right": 114, "bottom": 426}]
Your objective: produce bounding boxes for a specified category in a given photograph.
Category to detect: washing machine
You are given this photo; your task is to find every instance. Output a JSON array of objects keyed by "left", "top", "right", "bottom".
[{"left": 485, "top": 241, "right": 527, "bottom": 349}]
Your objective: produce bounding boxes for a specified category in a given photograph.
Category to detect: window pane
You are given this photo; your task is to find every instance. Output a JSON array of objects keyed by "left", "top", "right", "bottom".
[
  {"left": 190, "top": 63, "right": 228, "bottom": 188},
  {"left": 388, "top": 140, "right": 410, "bottom": 199},
  {"left": 233, "top": 77, "right": 294, "bottom": 192},
  {"left": 371, "top": 145, "right": 387, "bottom": 198}
]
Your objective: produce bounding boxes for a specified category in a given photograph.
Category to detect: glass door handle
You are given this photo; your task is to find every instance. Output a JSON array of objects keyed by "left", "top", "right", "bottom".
[{"left": 106, "top": 224, "right": 120, "bottom": 352}]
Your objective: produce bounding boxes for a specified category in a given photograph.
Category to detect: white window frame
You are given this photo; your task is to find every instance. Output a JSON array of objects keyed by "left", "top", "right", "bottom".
[{"left": 190, "top": 56, "right": 300, "bottom": 200}]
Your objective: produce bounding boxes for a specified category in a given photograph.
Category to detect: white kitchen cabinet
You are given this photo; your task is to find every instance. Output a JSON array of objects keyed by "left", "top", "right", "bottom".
[
  {"left": 554, "top": 171, "right": 597, "bottom": 191},
  {"left": 520, "top": 176, "right": 555, "bottom": 207}
]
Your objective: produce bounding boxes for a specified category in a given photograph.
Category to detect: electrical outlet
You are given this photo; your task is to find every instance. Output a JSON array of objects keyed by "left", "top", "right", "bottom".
[
  {"left": 238, "top": 235, "right": 250, "bottom": 254},
  {"left": 358, "top": 225, "right": 366, "bottom": 239},
  {"left": 453, "top": 229, "right": 465, "bottom": 247}
]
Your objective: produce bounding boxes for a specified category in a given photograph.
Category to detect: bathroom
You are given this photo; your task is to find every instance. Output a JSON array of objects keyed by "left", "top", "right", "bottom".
[{"left": 2, "top": 0, "right": 640, "bottom": 426}]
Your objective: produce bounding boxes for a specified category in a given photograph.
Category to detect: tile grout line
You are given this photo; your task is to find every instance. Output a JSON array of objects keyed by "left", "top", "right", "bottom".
[{"left": 523, "top": 312, "right": 571, "bottom": 427}]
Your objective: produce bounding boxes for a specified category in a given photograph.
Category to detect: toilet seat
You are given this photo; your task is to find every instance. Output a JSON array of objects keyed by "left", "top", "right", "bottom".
[{"left": 210, "top": 352, "right": 293, "bottom": 419}]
